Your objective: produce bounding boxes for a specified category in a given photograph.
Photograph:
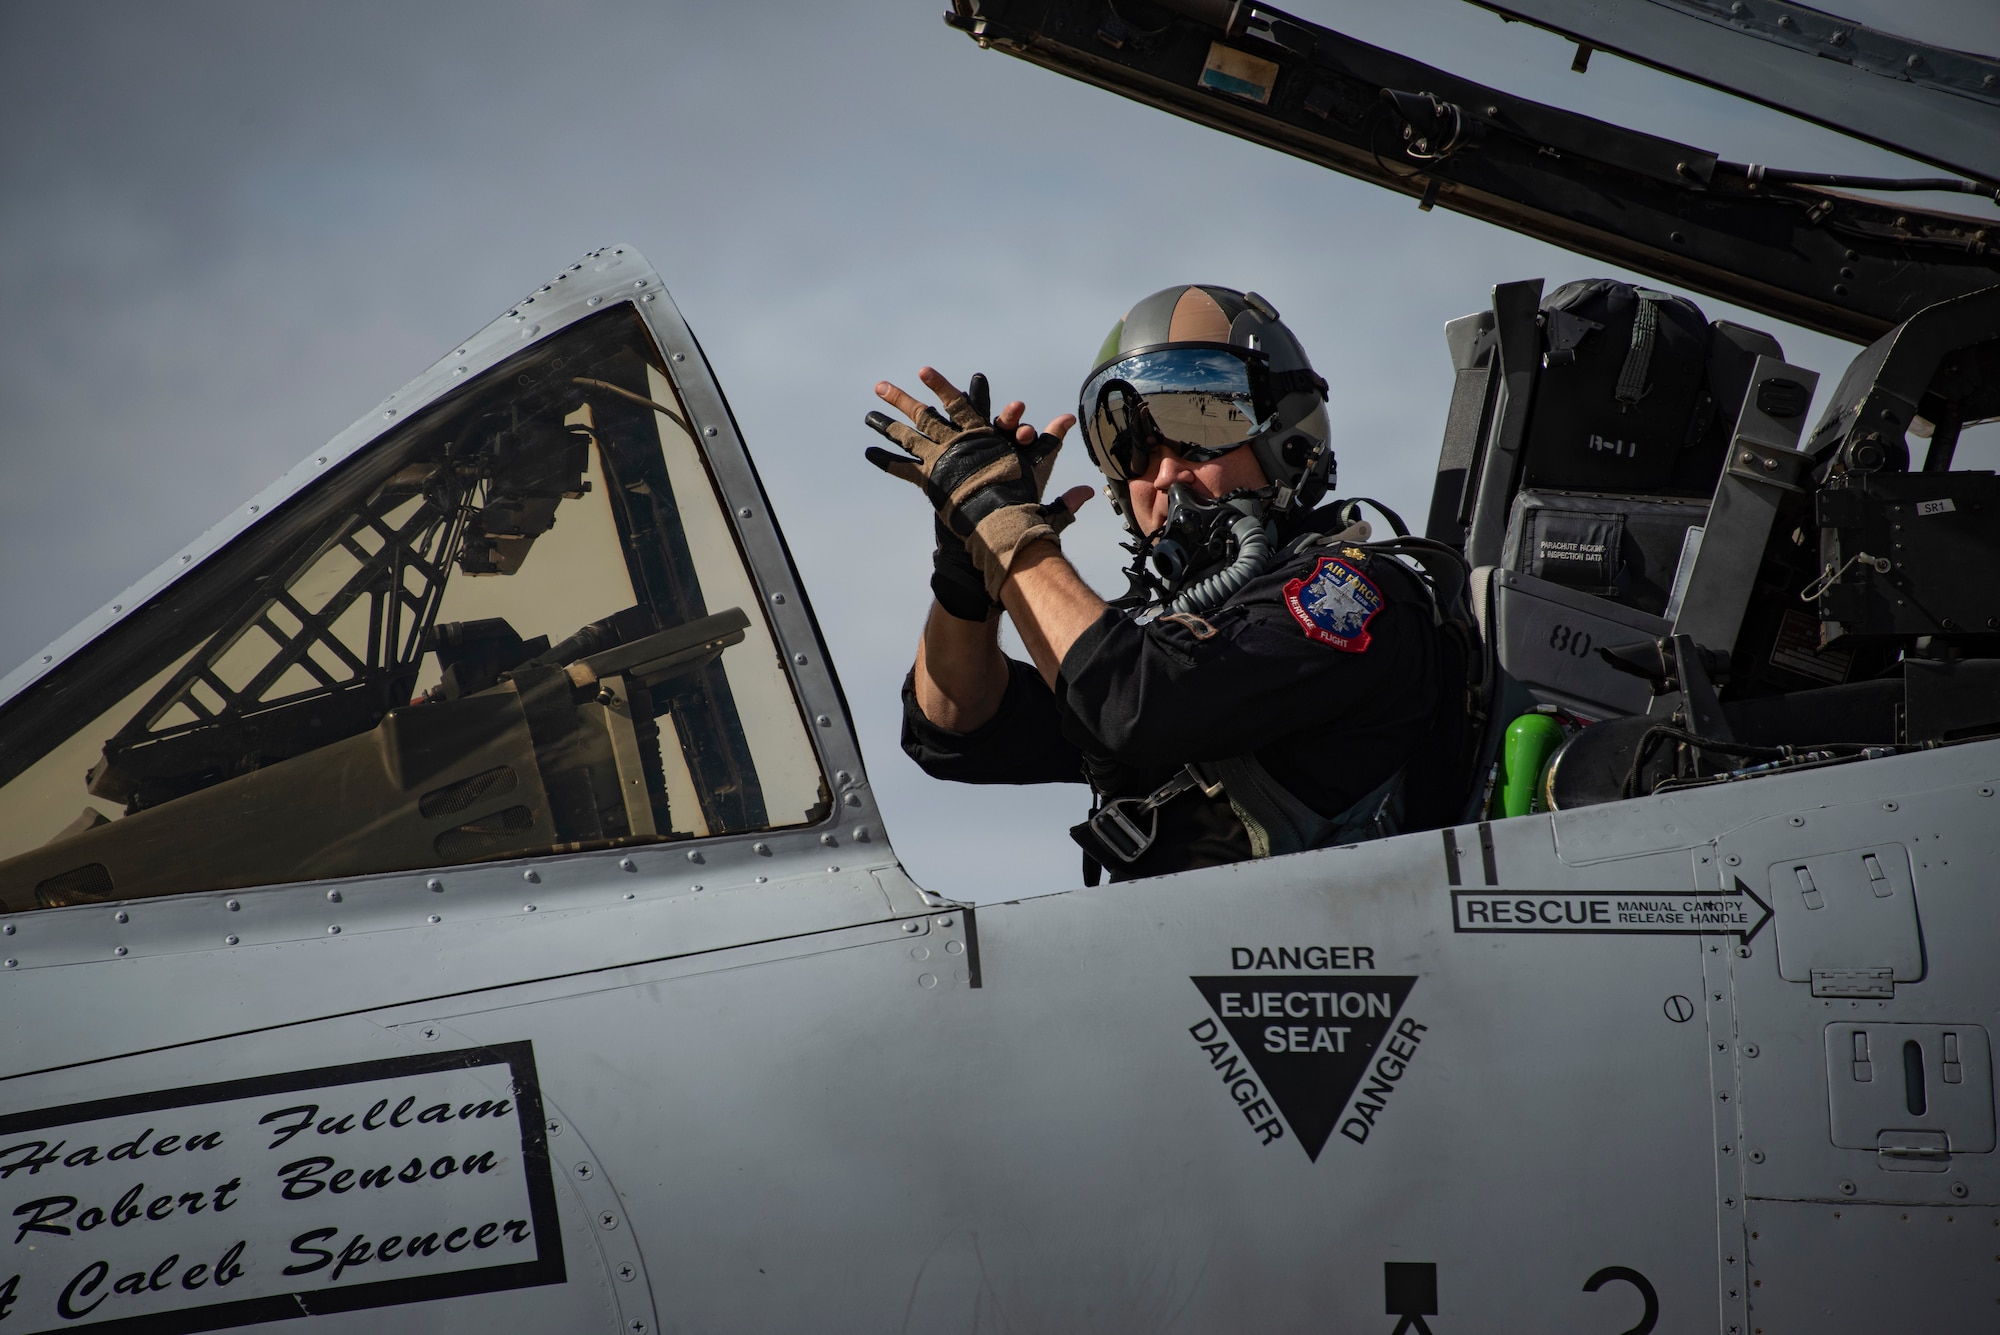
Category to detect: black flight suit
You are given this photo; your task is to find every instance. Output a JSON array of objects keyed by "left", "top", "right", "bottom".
[{"left": 901, "top": 510, "right": 1441, "bottom": 881}]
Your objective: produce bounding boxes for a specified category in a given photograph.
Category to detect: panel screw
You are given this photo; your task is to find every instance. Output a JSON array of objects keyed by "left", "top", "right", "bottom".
[
  {"left": 617, "top": 1264, "right": 636, "bottom": 1282},
  {"left": 599, "top": 1211, "right": 619, "bottom": 1229},
  {"left": 1744, "top": 1043, "right": 1760, "bottom": 1058},
  {"left": 1952, "top": 1181, "right": 1970, "bottom": 1198},
  {"left": 574, "top": 1162, "right": 594, "bottom": 1180},
  {"left": 1839, "top": 1179, "right": 1857, "bottom": 1195},
  {"left": 327, "top": 925, "right": 340, "bottom": 935},
  {"left": 114, "top": 911, "right": 127, "bottom": 924},
  {"left": 428, "top": 915, "right": 440, "bottom": 924},
  {"left": 548, "top": 1119, "right": 562, "bottom": 1134},
  {"left": 419, "top": 1026, "right": 438, "bottom": 1041},
  {"left": 1725, "top": 854, "right": 1741, "bottom": 866},
  {"left": 225, "top": 934, "right": 239, "bottom": 946},
  {"left": 631, "top": 1321, "right": 647, "bottom": 1333},
  {"left": 226, "top": 900, "right": 240, "bottom": 910},
  {"left": 1750, "top": 1149, "right": 1765, "bottom": 1163},
  {"left": 114, "top": 946, "right": 127, "bottom": 956}
]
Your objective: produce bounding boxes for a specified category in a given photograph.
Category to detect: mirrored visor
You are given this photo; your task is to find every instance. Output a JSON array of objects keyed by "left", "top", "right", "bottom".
[{"left": 1081, "top": 346, "right": 1268, "bottom": 481}]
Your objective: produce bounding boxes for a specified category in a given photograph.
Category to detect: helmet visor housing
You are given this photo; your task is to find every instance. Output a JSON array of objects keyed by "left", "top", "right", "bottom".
[{"left": 1080, "top": 344, "right": 1273, "bottom": 483}]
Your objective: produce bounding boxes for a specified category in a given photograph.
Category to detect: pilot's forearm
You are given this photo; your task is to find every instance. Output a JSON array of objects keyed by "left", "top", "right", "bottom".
[
  {"left": 913, "top": 601, "right": 1010, "bottom": 732},
  {"left": 1002, "top": 541, "right": 1109, "bottom": 688}
]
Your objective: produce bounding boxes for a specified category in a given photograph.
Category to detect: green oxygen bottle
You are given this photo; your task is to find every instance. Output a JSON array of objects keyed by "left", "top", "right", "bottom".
[{"left": 1496, "top": 711, "right": 1567, "bottom": 818}]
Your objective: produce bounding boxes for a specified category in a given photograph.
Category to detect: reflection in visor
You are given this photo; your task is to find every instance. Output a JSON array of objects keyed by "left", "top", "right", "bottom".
[{"left": 1082, "top": 347, "right": 1267, "bottom": 480}]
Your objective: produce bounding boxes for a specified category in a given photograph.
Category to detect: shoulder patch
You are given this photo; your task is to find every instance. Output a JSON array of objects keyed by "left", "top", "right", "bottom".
[{"left": 1283, "top": 556, "right": 1383, "bottom": 652}]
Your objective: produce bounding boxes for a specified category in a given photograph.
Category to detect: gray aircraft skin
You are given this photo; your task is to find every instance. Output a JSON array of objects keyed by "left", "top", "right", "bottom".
[{"left": 1, "top": 6, "right": 1998, "bottom": 1334}]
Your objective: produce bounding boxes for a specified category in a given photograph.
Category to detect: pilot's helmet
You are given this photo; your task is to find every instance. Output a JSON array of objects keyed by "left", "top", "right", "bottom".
[{"left": 1078, "top": 285, "right": 1333, "bottom": 531}]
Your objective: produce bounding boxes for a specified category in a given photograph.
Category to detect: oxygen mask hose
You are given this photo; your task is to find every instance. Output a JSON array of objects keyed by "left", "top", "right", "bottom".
[{"left": 1157, "top": 484, "right": 1276, "bottom": 616}]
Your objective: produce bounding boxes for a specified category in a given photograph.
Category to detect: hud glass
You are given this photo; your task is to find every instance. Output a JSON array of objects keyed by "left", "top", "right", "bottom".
[{"left": 0, "top": 305, "right": 827, "bottom": 911}]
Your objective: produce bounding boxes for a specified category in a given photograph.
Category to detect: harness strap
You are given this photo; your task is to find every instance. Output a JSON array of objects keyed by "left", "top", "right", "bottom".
[
  {"left": 1074, "top": 757, "right": 1404, "bottom": 866},
  {"left": 1615, "top": 288, "right": 1672, "bottom": 409}
]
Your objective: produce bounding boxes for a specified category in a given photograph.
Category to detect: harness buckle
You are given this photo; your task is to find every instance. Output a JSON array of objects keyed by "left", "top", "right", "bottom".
[{"left": 1086, "top": 796, "right": 1161, "bottom": 864}]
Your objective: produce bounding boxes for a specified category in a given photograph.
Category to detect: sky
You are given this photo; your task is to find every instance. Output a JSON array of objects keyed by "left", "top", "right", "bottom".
[{"left": 1, "top": 0, "right": 1996, "bottom": 902}]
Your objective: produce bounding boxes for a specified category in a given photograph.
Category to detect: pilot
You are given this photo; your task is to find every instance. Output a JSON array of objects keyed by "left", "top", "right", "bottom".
[{"left": 864, "top": 285, "right": 1442, "bottom": 882}]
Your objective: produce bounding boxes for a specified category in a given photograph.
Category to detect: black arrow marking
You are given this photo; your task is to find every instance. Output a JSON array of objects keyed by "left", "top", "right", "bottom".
[{"left": 1450, "top": 877, "right": 1774, "bottom": 941}]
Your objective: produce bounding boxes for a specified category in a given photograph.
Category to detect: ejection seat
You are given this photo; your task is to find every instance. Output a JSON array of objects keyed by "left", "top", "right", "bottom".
[
  {"left": 1420, "top": 277, "right": 1812, "bottom": 819},
  {"left": 1427, "top": 278, "right": 2000, "bottom": 817}
]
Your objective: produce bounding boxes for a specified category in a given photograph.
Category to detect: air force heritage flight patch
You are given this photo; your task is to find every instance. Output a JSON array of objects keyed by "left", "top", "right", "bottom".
[{"left": 1283, "top": 556, "right": 1383, "bottom": 652}]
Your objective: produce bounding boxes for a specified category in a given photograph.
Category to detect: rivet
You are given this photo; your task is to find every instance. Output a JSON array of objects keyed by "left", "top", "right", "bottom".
[
  {"left": 816, "top": 715, "right": 831, "bottom": 727},
  {"left": 835, "top": 770, "right": 851, "bottom": 784},
  {"left": 114, "top": 946, "right": 127, "bottom": 956},
  {"left": 455, "top": 348, "right": 467, "bottom": 356},
  {"left": 523, "top": 869, "right": 541, "bottom": 883},
  {"left": 1883, "top": 800, "right": 1898, "bottom": 811},
  {"left": 1789, "top": 816, "right": 1804, "bottom": 826},
  {"left": 672, "top": 352, "right": 685, "bottom": 362},
  {"left": 704, "top": 426, "right": 717, "bottom": 436},
  {"left": 946, "top": 940, "right": 964, "bottom": 955},
  {"left": 1749, "top": 1149, "right": 1765, "bottom": 1163},
  {"left": 327, "top": 925, "right": 340, "bottom": 935},
  {"left": 794, "top": 652, "right": 808, "bottom": 665},
  {"left": 226, "top": 934, "right": 239, "bottom": 945},
  {"left": 1744, "top": 1043, "right": 1759, "bottom": 1057},
  {"left": 383, "top": 410, "right": 395, "bottom": 419},
  {"left": 852, "top": 826, "right": 870, "bottom": 841},
  {"left": 753, "top": 875, "right": 767, "bottom": 884},
  {"left": 619, "top": 857, "right": 636, "bottom": 871},
  {"left": 523, "top": 904, "right": 537, "bottom": 913},
  {"left": 114, "top": 911, "right": 127, "bottom": 924},
  {"left": 326, "top": 890, "right": 341, "bottom": 902},
  {"left": 317, "top": 455, "right": 328, "bottom": 464},
  {"left": 2, "top": 924, "right": 12, "bottom": 935},
  {"left": 1725, "top": 854, "right": 1741, "bottom": 866},
  {"left": 226, "top": 900, "right": 240, "bottom": 911},
  {"left": 753, "top": 842, "right": 770, "bottom": 855},
  {"left": 623, "top": 892, "right": 634, "bottom": 900},
  {"left": 643, "top": 294, "right": 655, "bottom": 302},
  {"left": 587, "top": 296, "right": 602, "bottom": 306},
  {"left": 1981, "top": 787, "right": 1993, "bottom": 797},
  {"left": 937, "top": 915, "right": 954, "bottom": 927},
  {"left": 428, "top": 915, "right": 440, "bottom": 924},
  {"left": 918, "top": 973, "right": 938, "bottom": 989},
  {"left": 181, "top": 554, "right": 192, "bottom": 562},
  {"left": 827, "top": 865, "right": 839, "bottom": 873},
  {"left": 691, "top": 884, "right": 703, "bottom": 892},
  {"left": 3, "top": 960, "right": 13, "bottom": 969},
  {"left": 40, "top": 655, "right": 50, "bottom": 663},
  {"left": 633, "top": 281, "right": 646, "bottom": 289},
  {"left": 902, "top": 922, "right": 920, "bottom": 934},
  {"left": 738, "top": 507, "right": 752, "bottom": 518},
  {"left": 454, "top": 366, "right": 467, "bottom": 376},
  {"left": 111, "top": 604, "right": 122, "bottom": 613},
  {"left": 1839, "top": 1179, "right": 1856, "bottom": 1195},
  {"left": 1951, "top": 1181, "right": 1970, "bottom": 1198},
  {"left": 821, "top": 834, "right": 838, "bottom": 847},
  {"left": 844, "top": 793, "right": 862, "bottom": 807},
  {"left": 687, "top": 850, "right": 703, "bottom": 863},
  {"left": 771, "top": 592, "right": 787, "bottom": 605}
]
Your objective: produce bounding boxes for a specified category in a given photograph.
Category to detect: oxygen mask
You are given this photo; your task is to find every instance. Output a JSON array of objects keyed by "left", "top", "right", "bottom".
[{"left": 1129, "top": 483, "right": 1277, "bottom": 616}]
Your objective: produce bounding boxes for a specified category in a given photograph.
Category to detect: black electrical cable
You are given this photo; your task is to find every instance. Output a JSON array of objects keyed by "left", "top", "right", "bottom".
[{"left": 1741, "top": 163, "right": 1999, "bottom": 202}]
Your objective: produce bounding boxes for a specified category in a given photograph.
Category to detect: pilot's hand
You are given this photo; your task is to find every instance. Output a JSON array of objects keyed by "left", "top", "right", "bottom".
[{"left": 866, "top": 367, "right": 1083, "bottom": 601}]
